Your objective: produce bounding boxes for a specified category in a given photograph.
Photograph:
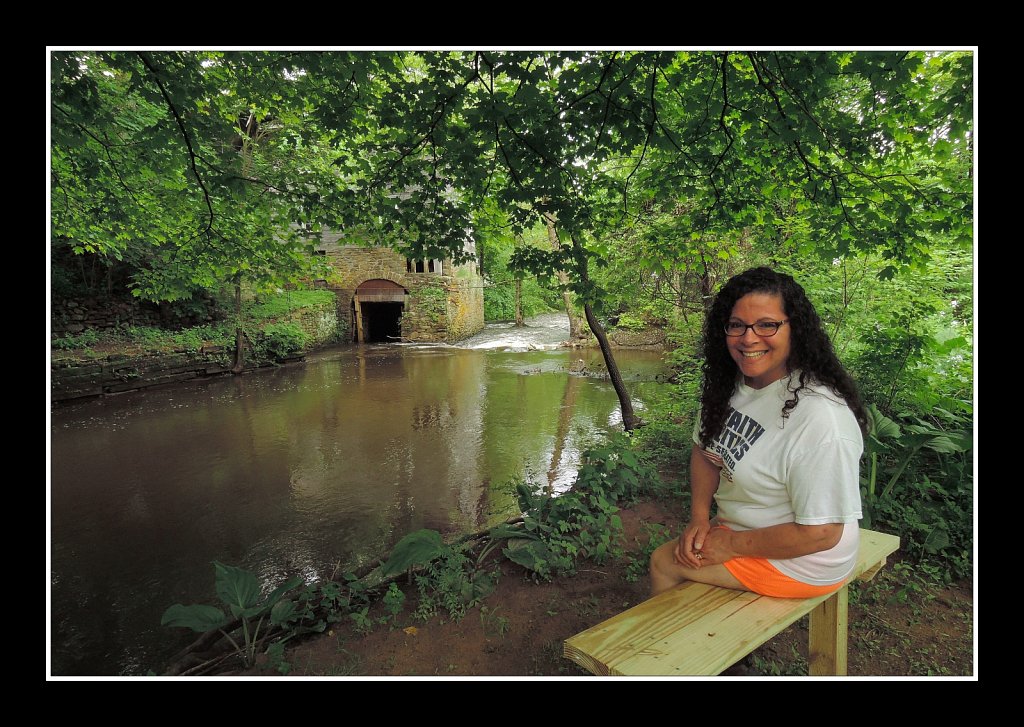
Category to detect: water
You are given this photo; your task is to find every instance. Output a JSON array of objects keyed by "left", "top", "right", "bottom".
[{"left": 48, "top": 314, "right": 667, "bottom": 675}]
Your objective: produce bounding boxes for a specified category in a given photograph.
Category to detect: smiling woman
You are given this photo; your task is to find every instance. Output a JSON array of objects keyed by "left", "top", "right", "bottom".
[
  {"left": 650, "top": 267, "right": 870, "bottom": 600},
  {"left": 725, "top": 293, "right": 792, "bottom": 390}
]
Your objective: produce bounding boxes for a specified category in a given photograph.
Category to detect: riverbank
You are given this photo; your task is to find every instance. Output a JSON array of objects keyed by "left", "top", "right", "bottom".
[{"left": 247, "top": 497, "right": 974, "bottom": 678}]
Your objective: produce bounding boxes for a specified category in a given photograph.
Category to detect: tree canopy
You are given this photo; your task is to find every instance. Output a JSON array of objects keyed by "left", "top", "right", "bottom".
[{"left": 51, "top": 50, "right": 973, "bottom": 291}]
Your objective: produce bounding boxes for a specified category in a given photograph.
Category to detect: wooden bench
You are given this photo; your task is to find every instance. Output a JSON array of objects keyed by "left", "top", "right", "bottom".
[{"left": 564, "top": 528, "right": 900, "bottom": 676}]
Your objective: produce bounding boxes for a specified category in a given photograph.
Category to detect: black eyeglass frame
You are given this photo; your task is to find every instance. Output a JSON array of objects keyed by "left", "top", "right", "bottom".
[{"left": 724, "top": 320, "right": 789, "bottom": 337}]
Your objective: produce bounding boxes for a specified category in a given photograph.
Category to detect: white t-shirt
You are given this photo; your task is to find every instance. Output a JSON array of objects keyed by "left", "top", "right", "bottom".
[{"left": 693, "top": 373, "right": 864, "bottom": 585}]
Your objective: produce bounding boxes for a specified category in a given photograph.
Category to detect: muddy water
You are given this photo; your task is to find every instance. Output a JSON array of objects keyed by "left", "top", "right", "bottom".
[{"left": 49, "top": 315, "right": 667, "bottom": 675}]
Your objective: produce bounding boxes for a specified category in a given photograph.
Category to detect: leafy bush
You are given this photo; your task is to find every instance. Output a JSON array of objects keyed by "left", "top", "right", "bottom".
[
  {"left": 52, "top": 329, "right": 101, "bottom": 350},
  {"left": 247, "top": 290, "right": 335, "bottom": 322},
  {"left": 503, "top": 435, "right": 662, "bottom": 579},
  {"left": 613, "top": 312, "right": 647, "bottom": 331},
  {"left": 252, "top": 323, "right": 310, "bottom": 362}
]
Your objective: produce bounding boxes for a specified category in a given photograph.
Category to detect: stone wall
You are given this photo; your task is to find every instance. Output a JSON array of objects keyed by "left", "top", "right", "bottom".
[
  {"left": 51, "top": 349, "right": 235, "bottom": 402},
  {"left": 52, "top": 298, "right": 162, "bottom": 338},
  {"left": 51, "top": 297, "right": 220, "bottom": 339},
  {"left": 286, "top": 298, "right": 339, "bottom": 346},
  {"left": 50, "top": 297, "right": 336, "bottom": 403}
]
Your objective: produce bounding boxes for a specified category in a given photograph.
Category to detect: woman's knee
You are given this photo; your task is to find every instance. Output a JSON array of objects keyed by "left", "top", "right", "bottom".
[{"left": 649, "top": 541, "right": 678, "bottom": 577}]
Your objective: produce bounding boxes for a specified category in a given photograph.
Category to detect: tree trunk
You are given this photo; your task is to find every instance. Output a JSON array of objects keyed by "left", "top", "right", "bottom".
[
  {"left": 584, "top": 302, "right": 641, "bottom": 431},
  {"left": 571, "top": 234, "right": 641, "bottom": 432},
  {"left": 514, "top": 276, "right": 524, "bottom": 327},
  {"left": 544, "top": 213, "right": 584, "bottom": 339},
  {"left": 231, "top": 274, "right": 244, "bottom": 374}
]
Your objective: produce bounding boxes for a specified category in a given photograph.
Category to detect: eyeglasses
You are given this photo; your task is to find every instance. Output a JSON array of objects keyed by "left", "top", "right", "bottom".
[{"left": 724, "top": 320, "right": 789, "bottom": 337}]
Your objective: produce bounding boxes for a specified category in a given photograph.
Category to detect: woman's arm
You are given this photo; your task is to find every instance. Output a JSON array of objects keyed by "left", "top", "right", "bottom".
[
  {"left": 698, "top": 521, "right": 844, "bottom": 564},
  {"left": 673, "top": 445, "right": 722, "bottom": 568}
]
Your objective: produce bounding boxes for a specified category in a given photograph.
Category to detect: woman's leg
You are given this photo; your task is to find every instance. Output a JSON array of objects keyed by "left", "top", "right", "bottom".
[{"left": 649, "top": 540, "right": 747, "bottom": 596}]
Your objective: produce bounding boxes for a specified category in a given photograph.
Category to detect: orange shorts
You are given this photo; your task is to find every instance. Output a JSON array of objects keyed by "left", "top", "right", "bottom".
[{"left": 715, "top": 526, "right": 846, "bottom": 599}]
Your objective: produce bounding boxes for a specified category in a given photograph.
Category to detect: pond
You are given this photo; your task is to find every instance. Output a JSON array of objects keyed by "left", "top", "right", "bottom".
[{"left": 48, "top": 314, "right": 668, "bottom": 675}]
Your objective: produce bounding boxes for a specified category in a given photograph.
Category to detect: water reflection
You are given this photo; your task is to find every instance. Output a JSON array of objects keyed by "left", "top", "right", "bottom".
[{"left": 50, "top": 335, "right": 665, "bottom": 675}]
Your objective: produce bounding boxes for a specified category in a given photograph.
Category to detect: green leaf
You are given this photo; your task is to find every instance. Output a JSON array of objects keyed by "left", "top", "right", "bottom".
[
  {"left": 160, "top": 603, "right": 227, "bottom": 632},
  {"left": 213, "top": 561, "right": 262, "bottom": 616},
  {"left": 922, "top": 526, "right": 951, "bottom": 554},
  {"left": 488, "top": 524, "right": 537, "bottom": 541},
  {"left": 503, "top": 541, "right": 552, "bottom": 572},
  {"left": 270, "top": 598, "right": 298, "bottom": 626},
  {"left": 260, "top": 576, "right": 304, "bottom": 613},
  {"left": 381, "top": 529, "right": 445, "bottom": 576},
  {"left": 867, "top": 405, "right": 901, "bottom": 446}
]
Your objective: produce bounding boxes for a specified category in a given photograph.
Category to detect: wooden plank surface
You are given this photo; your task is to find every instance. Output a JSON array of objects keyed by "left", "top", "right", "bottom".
[{"left": 564, "top": 528, "right": 899, "bottom": 676}]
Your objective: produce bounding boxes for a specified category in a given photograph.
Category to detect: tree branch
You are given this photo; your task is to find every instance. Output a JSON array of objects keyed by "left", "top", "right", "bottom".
[{"left": 135, "top": 51, "right": 216, "bottom": 238}]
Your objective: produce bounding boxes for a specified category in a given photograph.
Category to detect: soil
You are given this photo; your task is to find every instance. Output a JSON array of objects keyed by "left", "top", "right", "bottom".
[{"left": 249, "top": 497, "right": 974, "bottom": 679}]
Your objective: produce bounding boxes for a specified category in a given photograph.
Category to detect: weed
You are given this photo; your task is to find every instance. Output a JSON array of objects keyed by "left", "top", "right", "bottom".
[
  {"left": 266, "top": 640, "right": 291, "bottom": 675},
  {"left": 349, "top": 607, "right": 374, "bottom": 635},
  {"left": 747, "top": 645, "right": 807, "bottom": 676},
  {"left": 380, "top": 582, "right": 406, "bottom": 625},
  {"left": 479, "top": 605, "right": 510, "bottom": 639}
]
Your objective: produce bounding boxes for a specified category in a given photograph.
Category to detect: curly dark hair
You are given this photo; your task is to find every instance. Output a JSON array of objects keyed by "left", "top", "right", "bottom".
[{"left": 697, "top": 267, "right": 868, "bottom": 448}]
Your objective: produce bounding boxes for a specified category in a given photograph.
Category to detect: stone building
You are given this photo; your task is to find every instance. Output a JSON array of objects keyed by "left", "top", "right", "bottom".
[{"left": 314, "top": 231, "right": 484, "bottom": 343}]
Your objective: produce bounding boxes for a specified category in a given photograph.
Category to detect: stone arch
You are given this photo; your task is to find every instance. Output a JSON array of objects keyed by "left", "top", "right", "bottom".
[{"left": 353, "top": 279, "right": 408, "bottom": 343}]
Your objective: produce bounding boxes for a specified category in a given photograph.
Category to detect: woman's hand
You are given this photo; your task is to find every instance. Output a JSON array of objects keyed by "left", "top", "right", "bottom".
[
  {"left": 674, "top": 518, "right": 712, "bottom": 569},
  {"left": 689, "top": 526, "right": 737, "bottom": 566}
]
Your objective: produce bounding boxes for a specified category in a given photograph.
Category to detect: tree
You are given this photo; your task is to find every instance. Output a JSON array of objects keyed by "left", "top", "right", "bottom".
[
  {"left": 334, "top": 50, "right": 972, "bottom": 430},
  {"left": 50, "top": 50, "right": 396, "bottom": 367},
  {"left": 52, "top": 50, "right": 973, "bottom": 418}
]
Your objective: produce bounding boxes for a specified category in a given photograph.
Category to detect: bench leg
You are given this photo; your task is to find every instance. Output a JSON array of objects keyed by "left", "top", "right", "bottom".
[{"left": 808, "top": 585, "right": 848, "bottom": 676}]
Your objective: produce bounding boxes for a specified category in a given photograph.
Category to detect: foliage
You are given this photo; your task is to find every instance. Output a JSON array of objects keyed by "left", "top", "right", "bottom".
[
  {"left": 483, "top": 279, "right": 556, "bottom": 322},
  {"left": 860, "top": 406, "right": 972, "bottom": 580},
  {"left": 412, "top": 546, "right": 499, "bottom": 622},
  {"left": 272, "top": 573, "right": 373, "bottom": 642},
  {"left": 381, "top": 529, "right": 446, "bottom": 577},
  {"left": 51, "top": 289, "right": 330, "bottom": 367},
  {"left": 503, "top": 435, "right": 661, "bottom": 579},
  {"left": 160, "top": 561, "right": 303, "bottom": 669},
  {"left": 51, "top": 51, "right": 385, "bottom": 305},
  {"left": 624, "top": 523, "right": 674, "bottom": 583},
  {"left": 247, "top": 290, "right": 335, "bottom": 321},
  {"left": 479, "top": 605, "right": 511, "bottom": 639},
  {"left": 251, "top": 322, "right": 310, "bottom": 361},
  {"left": 478, "top": 218, "right": 560, "bottom": 321},
  {"left": 52, "top": 329, "right": 101, "bottom": 350},
  {"left": 381, "top": 583, "right": 406, "bottom": 624}
]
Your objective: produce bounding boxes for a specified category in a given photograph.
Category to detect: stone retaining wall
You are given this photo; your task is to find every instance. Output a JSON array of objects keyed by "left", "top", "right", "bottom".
[
  {"left": 286, "top": 298, "right": 339, "bottom": 346},
  {"left": 51, "top": 299, "right": 334, "bottom": 403},
  {"left": 609, "top": 327, "right": 668, "bottom": 348},
  {"left": 51, "top": 348, "right": 235, "bottom": 402},
  {"left": 51, "top": 297, "right": 218, "bottom": 338}
]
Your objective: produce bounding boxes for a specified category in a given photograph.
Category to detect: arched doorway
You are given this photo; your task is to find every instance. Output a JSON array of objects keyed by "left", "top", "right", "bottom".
[{"left": 353, "top": 279, "right": 407, "bottom": 342}]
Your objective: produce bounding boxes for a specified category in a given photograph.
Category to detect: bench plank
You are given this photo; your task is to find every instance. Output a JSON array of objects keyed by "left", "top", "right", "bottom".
[{"left": 564, "top": 528, "right": 899, "bottom": 676}]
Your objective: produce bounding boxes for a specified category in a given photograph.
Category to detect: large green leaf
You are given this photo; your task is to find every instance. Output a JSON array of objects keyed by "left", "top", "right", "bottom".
[
  {"left": 260, "top": 576, "right": 305, "bottom": 613},
  {"left": 922, "top": 431, "right": 972, "bottom": 454},
  {"left": 866, "top": 404, "right": 901, "bottom": 447},
  {"left": 503, "top": 541, "right": 552, "bottom": 573},
  {"left": 488, "top": 524, "right": 538, "bottom": 541},
  {"left": 922, "top": 526, "right": 951, "bottom": 554},
  {"left": 160, "top": 603, "right": 227, "bottom": 633},
  {"left": 213, "top": 561, "right": 262, "bottom": 617},
  {"left": 381, "top": 529, "right": 445, "bottom": 577},
  {"left": 270, "top": 599, "right": 298, "bottom": 626}
]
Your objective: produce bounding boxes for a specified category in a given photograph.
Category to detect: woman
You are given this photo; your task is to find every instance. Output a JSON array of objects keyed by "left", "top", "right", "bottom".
[{"left": 650, "top": 267, "right": 868, "bottom": 598}]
